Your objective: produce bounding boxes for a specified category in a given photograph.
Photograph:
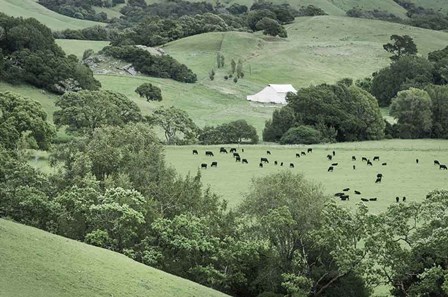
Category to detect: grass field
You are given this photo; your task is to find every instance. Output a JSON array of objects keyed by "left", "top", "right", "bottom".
[
  {"left": 56, "top": 40, "right": 110, "bottom": 59},
  {"left": 164, "top": 140, "right": 448, "bottom": 211},
  {"left": 0, "top": 0, "right": 105, "bottom": 30},
  {"left": 0, "top": 218, "right": 229, "bottom": 297}
]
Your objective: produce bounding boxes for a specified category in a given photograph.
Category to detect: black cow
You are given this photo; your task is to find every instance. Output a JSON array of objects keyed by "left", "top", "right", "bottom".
[
  {"left": 434, "top": 160, "right": 440, "bottom": 165},
  {"left": 274, "top": 161, "right": 278, "bottom": 165},
  {"left": 396, "top": 197, "right": 399, "bottom": 203},
  {"left": 352, "top": 156, "right": 356, "bottom": 161},
  {"left": 340, "top": 196, "right": 348, "bottom": 201},
  {"left": 259, "top": 163, "right": 263, "bottom": 168},
  {"left": 373, "top": 156, "right": 380, "bottom": 161},
  {"left": 296, "top": 153, "right": 301, "bottom": 158},
  {"left": 205, "top": 151, "right": 214, "bottom": 157},
  {"left": 369, "top": 198, "right": 377, "bottom": 201},
  {"left": 193, "top": 150, "right": 198, "bottom": 155},
  {"left": 301, "top": 151, "right": 306, "bottom": 156},
  {"left": 280, "top": 162, "right": 284, "bottom": 166},
  {"left": 361, "top": 198, "right": 369, "bottom": 202},
  {"left": 220, "top": 147, "right": 227, "bottom": 154},
  {"left": 343, "top": 188, "right": 350, "bottom": 191},
  {"left": 354, "top": 190, "right": 361, "bottom": 195},
  {"left": 201, "top": 163, "right": 207, "bottom": 169},
  {"left": 307, "top": 148, "right": 313, "bottom": 153},
  {"left": 235, "top": 156, "right": 241, "bottom": 162},
  {"left": 382, "top": 163, "right": 387, "bottom": 166},
  {"left": 328, "top": 166, "right": 334, "bottom": 172},
  {"left": 242, "top": 158, "right": 248, "bottom": 164},
  {"left": 233, "top": 152, "right": 240, "bottom": 158},
  {"left": 367, "top": 160, "right": 373, "bottom": 166},
  {"left": 290, "top": 163, "right": 295, "bottom": 168},
  {"left": 362, "top": 157, "right": 368, "bottom": 162},
  {"left": 230, "top": 148, "right": 237, "bottom": 153},
  {"left": 267, "top": 150, "right": 271, "bottom": 155},
  {"left": 353, "top": 165, "right": 356, "bottom": 170},
  {"left": 377, "top": 173, "right": 383, "bottom": 178},
  {"left": 440, "top": 164, "right": 448, "bottom": 170},
  {"left": 332, "top": 150, "right": 336, "bottom": 156},
  {"left": 403, "top": 196, "right": 406, "bottom": 202},
  {"left": 375, "top": 177, "right": 382, "bottom": 183},
  {"left": 334, "top": 193, "right": 344, "bottom": 197},
  {"left": 332, "top": 163, "right": 338, "bottom": 166},
  {"left": 242, "top": 149, "right": 245, "bottom": 152},
  {"left": 261, "top": 157, "right": 269, "bottom": 163},
  {"left": 327, "top": 154, "right": 333, "bottom": 160},
  {"left": 416, "top": 159, "right": 419, "bottom": 164},
  {"left": 211, "top": 161, "right": 218, "bottom": 167}
]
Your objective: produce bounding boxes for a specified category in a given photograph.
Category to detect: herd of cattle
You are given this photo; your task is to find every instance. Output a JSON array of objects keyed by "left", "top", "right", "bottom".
[{"left": 192, "top": 147, "right": 447, "bottom": 204}]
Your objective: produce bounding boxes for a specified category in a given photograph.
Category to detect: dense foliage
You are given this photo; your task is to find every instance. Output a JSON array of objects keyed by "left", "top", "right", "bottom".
[
  {"left": 135, "top": 83, "right": 162, "bottom": 102},
  {"left": 100, "top": 46, "right": 197, "bottom": 83},
  {"left": 37, "top": 0, "right": 120, "bottom": 22},
  {"left": 0, "top": 13, "right": 100, "bottom": 93},
  {"left": 199, "top": 120, "right": 259, "bottom": 144},
  {"left": 263, "top": 81, "right": 385, "bottom": 143}
]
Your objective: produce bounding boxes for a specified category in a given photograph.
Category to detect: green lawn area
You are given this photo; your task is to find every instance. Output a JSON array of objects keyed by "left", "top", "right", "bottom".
[
  {"left": 56, "top": 40, "right": 110, "bottom": 59},
  {"left": 0, "top": 0, "right": 105, "bottom": 30},
  {"left": 164, "top": 139, "right": 448, "bottom": 210},
  {"left": 0, "top": 219, "right": 229, "bottom": 297}
]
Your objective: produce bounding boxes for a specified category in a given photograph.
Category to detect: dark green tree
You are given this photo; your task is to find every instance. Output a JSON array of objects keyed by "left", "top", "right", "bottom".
[
  {"left": 135, "top": 83, "right": 162, "bottom": 102},
  {"left": 426, "top": 84, "right": 448, "bottom": 138},
  {"left": 255, "top": 17, "right": 287, "bottom": 37},
  {"left": 383, "top": 34, "right": 418, "bottom": 61}
]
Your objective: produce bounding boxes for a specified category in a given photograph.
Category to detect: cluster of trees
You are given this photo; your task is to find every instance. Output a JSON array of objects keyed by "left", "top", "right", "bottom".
[
  {"left": 0, "top": 14, "right": 100, "bottom": 94},
  {"left": 297, "top": 5, "right": 328, "bottom": 17},
  {"left": 100, "top": 46, "right": 197, "bottom": 83},
  {"left": 263, "top": 80, "right": 385, "bottom": 143},
  {"left": 53, "top": 25, "right": 112, "bottom": 41},
  {"left": 199, "top": 120, "right": 258, "bottom": 144},
  {"left": 37, "top": 0, "right": 124, "bottom": 22},
  {"left": 346, "top": 7, "right": 401, "bottom": 22}
]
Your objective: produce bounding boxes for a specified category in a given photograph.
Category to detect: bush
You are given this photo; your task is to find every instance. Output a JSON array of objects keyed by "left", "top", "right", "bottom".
[{"left": 280, "top": 125, "right": 322, "bottom": 144}]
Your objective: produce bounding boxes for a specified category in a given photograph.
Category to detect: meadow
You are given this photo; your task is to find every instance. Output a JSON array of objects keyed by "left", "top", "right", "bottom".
[
  {"left": 164, "top": 139, "right": 448, "bottom": 211},
  {"left": 0, "top": 219, "right": 228, "bottom": 297}
]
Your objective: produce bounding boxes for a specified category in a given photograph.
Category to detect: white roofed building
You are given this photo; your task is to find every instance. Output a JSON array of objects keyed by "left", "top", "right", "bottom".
[{"left": 247, "top": 84, "right": 297, "bottom": 104}]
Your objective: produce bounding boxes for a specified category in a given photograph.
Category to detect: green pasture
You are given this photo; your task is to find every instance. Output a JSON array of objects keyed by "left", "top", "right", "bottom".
[
  {"left": 0, "top": 219, "right": 228, "bottom": 297},
  {"left": 0, "top": 0, "right": 105, "bottom": 30},
  {"left": 56, "top": 40, "right": 110, "bottom": 59},
  {"left": 164, "top": 140, "right": 448, "bottom": 211}
]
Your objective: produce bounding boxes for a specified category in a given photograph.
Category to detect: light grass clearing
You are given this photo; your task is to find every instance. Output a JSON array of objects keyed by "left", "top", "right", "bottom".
[
  {"left": 56, "top": 40, "right": 110, "bottom": 59},
  {"left": 164, "top": 140, "right": 448, "bottom": 210},
  {"left": 0, "top": 219, "right": 229, "bottom": 297},
  {"left": 0, "top": 0, "right": 104, "bottom": 30}
]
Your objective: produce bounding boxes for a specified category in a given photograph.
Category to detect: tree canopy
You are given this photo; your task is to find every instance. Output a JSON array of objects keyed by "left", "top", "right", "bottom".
[
  {"left": 135, "top": 83, "right": 162, "bottom": 102},
  {"left": 383, "top": 34, "right": 418, "bottom": 61}
]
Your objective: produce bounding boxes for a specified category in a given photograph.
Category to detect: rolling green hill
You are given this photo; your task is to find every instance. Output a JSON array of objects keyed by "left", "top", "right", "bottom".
[
  {"left": 0, "top": 0, "right": 105, "bottom": 30},
  {"left": 0, "top": 218, "right": 229, "bottom": 297}
]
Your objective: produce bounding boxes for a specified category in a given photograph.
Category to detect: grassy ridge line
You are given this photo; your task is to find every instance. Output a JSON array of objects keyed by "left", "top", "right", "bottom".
[
  {"left": 0, "top": 218, "right": 229, "bottom": 297},
  {"left": 0, "top": 0, "right": 105, "bottom": 30}
]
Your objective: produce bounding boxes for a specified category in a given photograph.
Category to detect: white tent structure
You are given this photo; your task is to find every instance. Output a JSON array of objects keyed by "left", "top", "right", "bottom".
[{"left": 247, "top": 84, "right": 297, "bottom": 104}]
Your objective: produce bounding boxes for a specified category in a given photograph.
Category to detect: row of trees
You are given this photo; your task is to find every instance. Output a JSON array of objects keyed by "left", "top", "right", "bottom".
[{"left": 0, "top": 13, "right": 100, "bottom": 94}]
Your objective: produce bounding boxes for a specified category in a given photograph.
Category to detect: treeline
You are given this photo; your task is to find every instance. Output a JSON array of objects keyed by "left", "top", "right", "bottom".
[
  {"left": 3, "top": 91, "right": 448, "bottom": 296},
  {"left": 100, "top": 46, "right": 197, "bottom": 83},
  {"left": 0, "top": 13, "right": 100, "bottom": 94},
  {"left": 37, "top": 0, "right": 124, "bottom": 22}
]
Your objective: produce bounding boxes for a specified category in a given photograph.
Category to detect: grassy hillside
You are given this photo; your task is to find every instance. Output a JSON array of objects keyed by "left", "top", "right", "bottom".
[
  {"left": 0, "top": 218, "right": 229, "bottom": 297},
  {"left": 0, "top": 0, "right": 104, "bottom": 30},
  {"left": 56, "top": 40, "right": 110, "bottom": 59}
]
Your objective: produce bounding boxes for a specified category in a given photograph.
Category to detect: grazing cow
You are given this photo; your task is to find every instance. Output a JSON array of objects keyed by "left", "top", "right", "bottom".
[
  {"left": 301, "top": 151, "right": 306, "bottom": 156},
  {"left": 233, "top": 152, "right": 240, "bottom": 158},
  {"left": 352, "top": 156, "right": 356, "bottom": 161},
  {"left": 377, "top": 173, "right": 383, "bottom": 178},
  {"left": 259, "top": 163, "right": 263, "bottom": 168},
  {"left": 367, "top": 160, "right": 373, "bottom": 166},
  {"left": 242, "top": 158, "right": 248, "bottom": 164},
  {"left": 361, "top": 198, "right": 369, "bottom": 202},
  {"left": 280, "top": 162, "right": 284, "bottom": 166},
  {"left": 334, "top": 193, "right": 344, "bottom": 197},
  {"left": 375, "top": 177, "right": 382, "bottom": 183},
  {"left": 382, "top": 162, "right": 387, "bottom": 166},
  {"left": 327, "top": 154, "right": 333, "bottom": 160},
  {"left": 332, "top": 150, "right": 336, "bottom": 156},
  {"left": 242, "top": 149, "right": 245, "bottom": 153},
  {"left": 211, "top": 161, "right": 218, "bottom": 167},
  {"left": 353, "top": 165, "right": 356, "bottom": 170},
  {"left": 193, "top": 150, "right": 198, "bottom": 155},
  {"left": 403, "top": 196, "right": 406, "bottom": 202},
  {"left": 307, "top": 148, "right": 313, "bottom": 153},
  {"left": 369, "top": 198, "right": 377, "bottom": 201},
  {"left": 201, "top": 163, "right": 207, "bottom": 169},
  {"left": 440, "top": 164, "right": 448, "bottom": 170},
  {"left": 396, "top": 196, "right": 399, "bottom": 203},
  {"left": 267, "top": 150, "right": 271, "bottom": 155},
  {"left": 373, "top": 156, "right": 380, "bottom": 161},
  {"left": 274, "top": 161, "right": 278, "bottom": 165},
  {"left": 343, "top": 188, "right": 350, "bottom": 192},
  {"left": 354, "top": 190, "right": 361, "bottom": 195},
  {"left": 296, "top": 153, "right": 301, "bottom": 158},
  {"left": 416, "top": 159, "right": 419, "bottom": 164},
  {"left": 205, "top": 151, "right": 214, "bottom": 157},
  {"left": 340, "top": 196, "right": 348, "bottom": 201},
  {"left": 230, "top": 148, "right": 237, "bottom": 153},
  {"left": 362, "top": 157, "right": 368, "bottom": 162},
  {"left": 328, "top": 166, "right": 334, "bottom": 172},
  {"left": 235, "top": 156, "right": 241, "bottom": 162},
  {"left": 434, "top": 160, "right": 440, "bottom": 165},
  {"left": 332, "top": 163, "right": 338, "bottom": 166},
  {"left": 220, "top": 147, "right": 228, "bottom": 154},
  {"left": 261, "top": 157, "right": 269, "bottom": 163},
  {"left": 289, "top": 163, "right": 294, "bottom": 168}
]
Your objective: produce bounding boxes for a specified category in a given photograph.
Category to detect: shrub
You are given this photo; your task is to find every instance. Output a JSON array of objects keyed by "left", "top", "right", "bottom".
[{"left": 280, "top": 125, "right": 322, "bottom": 144}]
